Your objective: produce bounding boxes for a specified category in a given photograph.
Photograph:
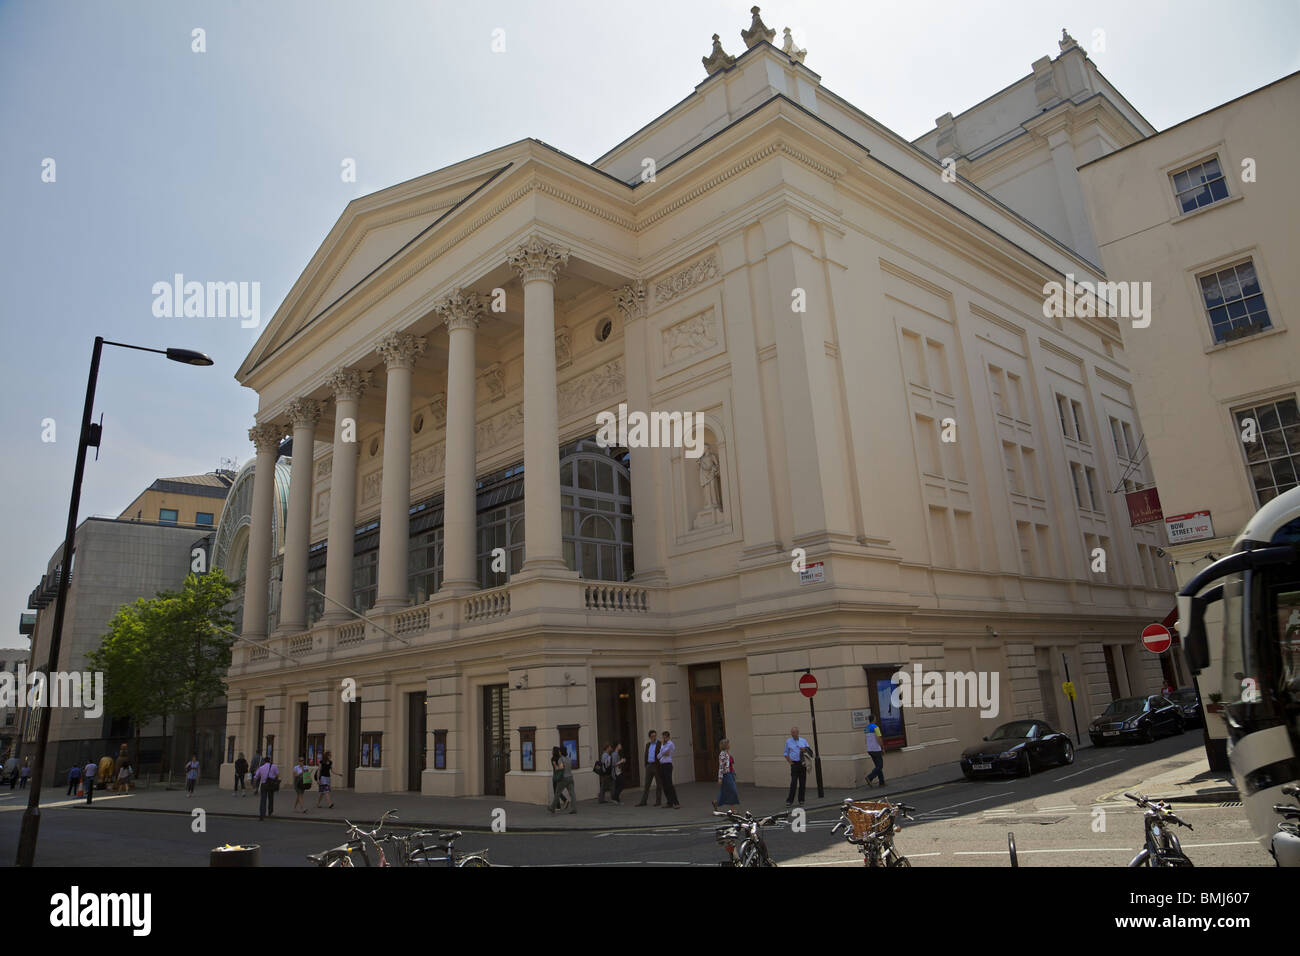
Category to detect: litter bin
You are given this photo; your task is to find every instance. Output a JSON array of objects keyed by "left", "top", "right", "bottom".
[{"left": 210, "top": 843, "right": 260, "bottom": 867}]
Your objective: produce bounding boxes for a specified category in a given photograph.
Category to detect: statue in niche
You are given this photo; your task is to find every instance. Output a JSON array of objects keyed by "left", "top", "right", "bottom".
[{"left": 695, "top": 443, "right": 724, "bottom": 528}]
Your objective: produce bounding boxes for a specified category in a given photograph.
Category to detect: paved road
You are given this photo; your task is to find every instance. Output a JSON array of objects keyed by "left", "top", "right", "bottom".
[{"left": 0, "top": 734, "right": 1274, "bottom": 866}]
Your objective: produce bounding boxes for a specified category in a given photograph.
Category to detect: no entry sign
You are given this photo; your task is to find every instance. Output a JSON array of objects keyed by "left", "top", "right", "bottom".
[
  {"left": 1142, "top": 623, "right": 1172, "bottom": 654},
  {"left": 799, "top": 673, "right": 818, "bottom": 697}
]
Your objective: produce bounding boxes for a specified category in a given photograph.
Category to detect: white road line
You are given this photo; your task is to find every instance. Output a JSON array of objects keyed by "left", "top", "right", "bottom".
[
  {"left": 0, "top": 794, "right": 132, "bottom": 812},
  {"left": 1037, "top": 805, "right": 1076, "bottom": 811},
  {"left": 1180, "top": 841, "right": 1263, "bottom": 849},
  {"left": 1053, "top": 759, "right": 1122, "bottom": 782},
  {"left": 925, "top": 791, "right": 1016, "bottom": 813},
  {"left": 954, "top": 847, "right": 1136, "bottom": 855}
]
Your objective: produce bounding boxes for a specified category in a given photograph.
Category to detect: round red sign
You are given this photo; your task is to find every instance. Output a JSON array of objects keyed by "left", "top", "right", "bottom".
[
  {"left": 799, "top": 673, "right": 818, "bottom": 697},
  {"left": 1141, "top": 623, "right": 1172, "bottom": 654}
]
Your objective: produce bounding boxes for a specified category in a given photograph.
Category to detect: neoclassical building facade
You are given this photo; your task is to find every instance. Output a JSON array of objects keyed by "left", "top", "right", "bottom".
[{"left": 224, "top": 15, "right": 1174, "bottom": 801}]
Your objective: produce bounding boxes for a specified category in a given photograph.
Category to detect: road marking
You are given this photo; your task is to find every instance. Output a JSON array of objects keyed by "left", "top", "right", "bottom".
[
  {"left": 954, "top": 847, "right": 1137, "bottom": 855},
  {"left": 0, "top": 794, "right": 132, "bottom": 812},
  {"left": 1180, "top": 841, "right": 1262, "bottom": 849},
  {"left": 925, "top": 791, "right": 1016, "bottom": 813},
  {"left": 1037, "top": 805, "right": 1077, "bottom": 811},
  {"left": 1053, "top": 759, "right": 1122, "bottom": 782}
]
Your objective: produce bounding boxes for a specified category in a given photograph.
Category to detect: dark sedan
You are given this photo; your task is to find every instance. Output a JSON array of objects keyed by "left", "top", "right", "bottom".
[
  {"left": 960, "top": 720, "right": 1075, "bottom": 778},
  {"left": 1088, "top": 695, "right": 1184, "bottom": 746},
  {"left": 1167, "top": 688, "right": 1203, "bottom": 728}
]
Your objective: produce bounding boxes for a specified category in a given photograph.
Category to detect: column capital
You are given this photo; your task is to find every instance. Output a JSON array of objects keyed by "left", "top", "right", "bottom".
[
  {"left": 612, "top": 280, "right": 647, "bottom": 320},
  {"left": 325, "top": 368, "right": 371, "bottom": 402},
  {"left": 508, "top": 236, "right": 569, "bottom": 284},
  {"left": 434, "top": 288, "right": 486, "bottom": 332},
  {"left": 249, "top": 423, "right": 285, "bottom": 454},
  {"left": 285, "top": 398, "right": 322, "bottom": 428},
  {"left": 376, "top": 330, "right": 427, "bottom": 370}
]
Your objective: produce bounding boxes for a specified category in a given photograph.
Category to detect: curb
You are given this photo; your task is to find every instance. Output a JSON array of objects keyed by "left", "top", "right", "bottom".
[{"left": 1151, "top": 789, "right": 1239, "bottom": 804}]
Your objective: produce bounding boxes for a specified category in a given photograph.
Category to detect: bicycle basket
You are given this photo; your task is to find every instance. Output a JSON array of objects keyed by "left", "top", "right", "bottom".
[{"left": 845, "top": 801, "right": 896, "bottom": 839}]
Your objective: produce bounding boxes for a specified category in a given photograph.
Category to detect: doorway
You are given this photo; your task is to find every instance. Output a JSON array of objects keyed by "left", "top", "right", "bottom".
[
  {"left": 688, "top": 664, "right": 725, "bottom": 783},
  {"left": 482, "top": 684, "right": 510, "bottom": 796},
  {"left": 596, "top": 678, "right": 639, "bottom": 788},
  {"left": 407, "top": 692, "right": 427, "bottom": 791},
  {"left": 296, "top": 701, "right": 308, "bottom": 764},
  {"left": 1035, "top": 648, "right": 1060, "bottom": 726},
  {"left": 346, "top": 700, "right": 361, "bottom": 788}
]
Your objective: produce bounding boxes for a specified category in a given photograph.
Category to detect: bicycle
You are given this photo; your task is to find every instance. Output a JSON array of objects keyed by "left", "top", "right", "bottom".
[
  {"left": 307, "top": 809, "right": 401, "bottom": 867},
  {"left": 403, "top": 829, "right": 491, "bottom": 868},
  {"left": 712, "top": 809, "right": 788, "bottom": 867},
  {"left": 830, "top": 797, "right": 914, "bottom": 867},
  {"left": 1123, "top": 791, "right": 1194, "bottom": 867}
]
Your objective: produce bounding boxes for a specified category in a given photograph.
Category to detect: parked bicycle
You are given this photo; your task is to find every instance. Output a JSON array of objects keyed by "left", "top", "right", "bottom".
[
  {"left": 830, "top": 798, "right": 914, "bottom": 867},
  {"left": 308, "top": 809, "right": 402, "bottom": 867},
  {"left": 403, "top": 829, "right": 491, "bottom": 868},
  {"left": 712, "top": 809, "right": 788, "bottom": 867},
  {"left": 1123, "top": 791, "right": 1194, "bottom": 867},
  {"left": 1270, "top": 783, "right": 1300, "bottom": 867}
]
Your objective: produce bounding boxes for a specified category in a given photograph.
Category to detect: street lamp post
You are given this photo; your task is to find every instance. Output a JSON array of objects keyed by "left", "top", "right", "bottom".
[{"left": 15, "top": 336, "right": 212, "bottom": 867}]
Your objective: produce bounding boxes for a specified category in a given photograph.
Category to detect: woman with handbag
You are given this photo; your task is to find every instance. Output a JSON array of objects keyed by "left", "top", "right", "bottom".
[
  {"left": 254, "top": 755, "right": 280, "bottom": 820},
  {"left": 548, "top": 746, "right": 577, "bottom": 814},
  {"left": 292, "top": 755, "right": 311, "bottom": 813}
]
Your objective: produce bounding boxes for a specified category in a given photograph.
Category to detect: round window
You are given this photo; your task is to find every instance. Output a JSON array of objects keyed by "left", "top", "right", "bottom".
[{"left": 595, "top": 317, "right": 613, "bottom": 342}]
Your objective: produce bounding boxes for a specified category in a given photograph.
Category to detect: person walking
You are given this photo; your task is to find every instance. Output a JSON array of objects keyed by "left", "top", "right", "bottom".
[
  {"left": 4, "top": 753, "right": 17, "bottom": 788},
  {"left": 713, "top": 739, "right": 740, "bottom": 811},
  {"left": 657, "top": 730, "right": 680, "bottom": 809},
  {"left": 233, "top": 752, "right": 248, "bottom": 796},
  {"left": 315, "top": 751, "right": 335, "bottom": 809},
  {"left": 18, "top": 759, "right": 31, "bottom": 789},
  {"left": 864, "top": 714, "right": 886, "bottom": 787},
  {"left": 597, "top": 744, "right": 615, "bottom": 804},
  {"left": 549, "top": 746, "right": 577, "bottom": 814},
  {"left": 83, "top": 759, "right": 98, "bottom": 805},
  {"left": 116, "top": 761, "right": 132, "bottom": 792},
  {"left": 66, "top": 763, "right": 82, "bottom": 796},
  {"left": 292, "top": 755, "right": 311, "bottom": 813},
  {"left": 784, "top": 726, "right": 811, "bottom": 807},
  {"left": 254, "top": 754, "right": 279, "bottom": 820},
  {"left": 636, "top": 730, "right": 661, "bottom": 806},
  {"left": 184, "top": 755, "right": 200, "bottom": 797},
  {"left": 611, "top": 743, "right": 627, "bottom": 803}
]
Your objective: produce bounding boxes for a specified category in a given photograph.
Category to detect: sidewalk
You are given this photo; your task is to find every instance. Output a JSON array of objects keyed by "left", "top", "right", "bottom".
[{"left": 82, "top": 761, "right": 967, "bottom": 833}]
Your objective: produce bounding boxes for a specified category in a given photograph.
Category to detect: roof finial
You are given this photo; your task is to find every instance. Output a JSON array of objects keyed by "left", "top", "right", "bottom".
[
  {"left": 781, "top": 27, "right": 806, "bottom": 63},
  {"left": 1059, "top": 28, "right": 1079, "bottom": 52},
  {"left": 702, "top": 33, "right": 736, "bottom": 75},
  {"left": 741, "top": 6, "right": 776, "bottom": 48}
]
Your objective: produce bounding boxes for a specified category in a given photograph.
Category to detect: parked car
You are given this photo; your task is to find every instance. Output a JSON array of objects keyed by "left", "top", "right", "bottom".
[
  {"left": 960, "top": 719, "right": 1074, "bottom": 778},
  {"left": 1088, "top": 695, "right": 1184, "bottom": 746},
  {"left": 1167, "top": 688, "right": 1203, "bottom": 728}
]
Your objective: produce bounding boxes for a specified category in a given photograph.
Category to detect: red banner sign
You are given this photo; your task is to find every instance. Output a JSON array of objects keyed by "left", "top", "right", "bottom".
[{"left": 1125, "top": 487, "right": 1164, "bottom": 526}]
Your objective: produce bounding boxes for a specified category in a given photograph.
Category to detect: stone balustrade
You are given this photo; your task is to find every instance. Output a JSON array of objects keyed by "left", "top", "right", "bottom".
[
  {"left": 584, "top": 583, "right": 649, "bottom": 612},
  {"left": 465, "top": 586, "right": 511, "bottom": 622}
]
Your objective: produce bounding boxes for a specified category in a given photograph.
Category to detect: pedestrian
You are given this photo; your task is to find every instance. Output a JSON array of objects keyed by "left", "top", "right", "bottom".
[
  {"left": 612, "top": 743, "right": 627, "bottom": 803},
  {"left": 864, "top": 713, "right": 886, "bottom": 787},
  {"left": 66, "top": 763, "right": 82, "bottom": 796},
  {"left": 784, "top": 726, "right": 811, "bottom": 807},
  {"left": 292, "top": 755, "right": 311, "bottom": 813},
  {"left": 657, "top": 730, "right": 680, "bottom": 809},
  {"left": 83, "top": 759, "right": 97, "bottom": 805},
  {"left": 636, "top": 730, "right": 662, "bottom": 806},
  {"left": 18, "top": 759, "right": 30, "bottom": 789},
  {"left": 184, "top": 755, "right": 200, "bottom": 797},
  {"left": 548, "top": 746, "right": 577, "bottom": 814},
  {"left": 116, "top": 762, "right": 131, "bottom": 792},
  {"left": 713, "top": 738, "right": 740, "bottom": 811},
  {"left": 233, "top": 752, "right": 248, "bottom": 796},
  {"left": 4, "top": 752, "right": 17, "bottom": 788},
  {"left": 316, "top": 751, "right": 335, "bottom": 809},
  {"left": 597, "top": 743, "right": 615, "bottom": 803},
  {"left": 253, "top": 754, "right": 279, "bottom": 820}
]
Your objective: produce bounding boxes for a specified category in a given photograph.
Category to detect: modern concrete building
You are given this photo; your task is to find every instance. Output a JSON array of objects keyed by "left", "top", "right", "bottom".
[
  {"left": 225, "top": 13, "right": 1173, "bottom": 803},
  {"left": 1078, "top": 70, "right": 1300, "bottom": 767}
]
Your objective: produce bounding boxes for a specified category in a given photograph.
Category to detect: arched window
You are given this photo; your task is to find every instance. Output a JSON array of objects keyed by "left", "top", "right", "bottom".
[{"left": 561, "top": 440, "right": 633, "bottom": 582}]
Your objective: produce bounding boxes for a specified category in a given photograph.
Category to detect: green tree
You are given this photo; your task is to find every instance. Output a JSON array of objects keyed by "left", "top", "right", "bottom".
[{"left": 88, "top": 597, "right": 173, "bottom": 773}]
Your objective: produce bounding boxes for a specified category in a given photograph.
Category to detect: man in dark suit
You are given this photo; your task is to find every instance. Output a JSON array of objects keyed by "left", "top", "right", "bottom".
[{"left": 635, "top": 730, "right": 661, "bottom": 806}]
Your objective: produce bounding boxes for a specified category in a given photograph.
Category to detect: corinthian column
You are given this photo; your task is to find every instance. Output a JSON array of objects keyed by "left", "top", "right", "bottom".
[
  {"left": 374, "top": 330, "right": 425, "bottom": 610},
  {"left": 613, "top": 281, "right": 666, "bottom": 585},
  {"left": 434, "top": 289, "right": 485, "bottom": 592},
  {"left": 243, "top": 422, "right": 286, "bottom": 640},
  {"left": 323, "top": 369, "right": 369, "bottom": 621},
  {"left": 278, "top": 398, "right": 321, "bottom": 632},
  {"left": 508, "top": 236, "right": 569, "bottom": 571}
]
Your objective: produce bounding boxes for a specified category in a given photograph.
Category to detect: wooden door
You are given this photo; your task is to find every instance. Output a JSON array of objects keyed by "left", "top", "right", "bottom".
[{"left": 688, "top": 664, "right": 725, "bottom": 783}]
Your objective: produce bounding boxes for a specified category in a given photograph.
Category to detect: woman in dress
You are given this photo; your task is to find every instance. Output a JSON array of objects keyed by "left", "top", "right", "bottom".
[{"left": 712, "top": 738, "right": 740, "bottom": 811}]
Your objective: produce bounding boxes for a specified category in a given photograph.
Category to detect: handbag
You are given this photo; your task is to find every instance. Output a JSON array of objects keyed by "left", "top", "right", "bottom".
[
  {"left": 262, "top": 769, "right": 280, "bottom": 792},
  {"left": 800, "top": 748, "right": 815, "bottom": 772}
]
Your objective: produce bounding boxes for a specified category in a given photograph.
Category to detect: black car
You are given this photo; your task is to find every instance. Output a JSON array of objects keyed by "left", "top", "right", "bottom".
[
  {"left": 960, "top": 720, "right": 1074, "bottom": 778},
  {"left": 1167, "top": 688, "right": 1203, "bottom": 728},
  {"left": 1088, "top": 695, "right": 1184, "bottom": 746}
]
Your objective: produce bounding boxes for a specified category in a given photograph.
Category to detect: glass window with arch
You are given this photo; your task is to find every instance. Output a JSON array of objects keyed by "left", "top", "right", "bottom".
[
  {"left": 477, "top": 502, "right": 524, "bottom": 589},
  {"left": 409, "top": 526, "right": 444, "bottom": 603},
  {"left": 560, "top": 439, "right": 634, "bottom": 582}
]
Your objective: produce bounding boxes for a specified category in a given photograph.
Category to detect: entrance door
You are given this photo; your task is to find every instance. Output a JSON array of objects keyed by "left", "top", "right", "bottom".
[
  {"left": 688, "top": 664, "right": 725, "bottom": 783},
  {"left": 296, "top": 702, "right": 308, "bottom": 763},
  {"left": 346, "top": 701, "right": 361, "bottom": 788},
  {"left": 482, "top": 685, "right": 510, "bottom": 796},
  {"left": 407, "top": 692, "right": 427, "bottom": 791},
  {"left": 595, "top": 678, "right": 639, "bottom": 788},
  {"left": 1035, "top": 649, "right": 1060, "bottom": 726}
]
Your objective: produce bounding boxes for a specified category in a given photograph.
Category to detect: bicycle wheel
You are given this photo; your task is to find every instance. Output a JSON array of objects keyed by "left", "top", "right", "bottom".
[
  {"left": 457, "top": 856, "right": 491, "bottom": 868},
  {"left": 889, "top": 855, "right": 912, "bottom": 868},
  {"left": 325, "top": 854, "right": 355, "bottom": 868}
]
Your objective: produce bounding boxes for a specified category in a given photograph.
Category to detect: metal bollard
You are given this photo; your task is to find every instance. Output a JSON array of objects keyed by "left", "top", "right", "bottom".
[{"left": 210, "top": 843, "right": 260, "bottom": 867}]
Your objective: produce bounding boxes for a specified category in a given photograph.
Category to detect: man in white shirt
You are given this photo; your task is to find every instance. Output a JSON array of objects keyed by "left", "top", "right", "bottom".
[
  {"left": 83, "top": 760, "right": 98, "bottom": 805},
  {"left": 253, "top": 755, "right": 280, "bottom": 820},
  {"left": 657, "top": 731, "right": 680, "bottom": 808},
  {"left": 784, "top": 727, "right": 811, "bottom": 806}
]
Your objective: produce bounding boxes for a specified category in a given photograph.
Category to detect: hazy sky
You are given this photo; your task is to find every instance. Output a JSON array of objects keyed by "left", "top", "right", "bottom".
[{"left": 1, "top": 0, "right": 1297, "bottom": 649}]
